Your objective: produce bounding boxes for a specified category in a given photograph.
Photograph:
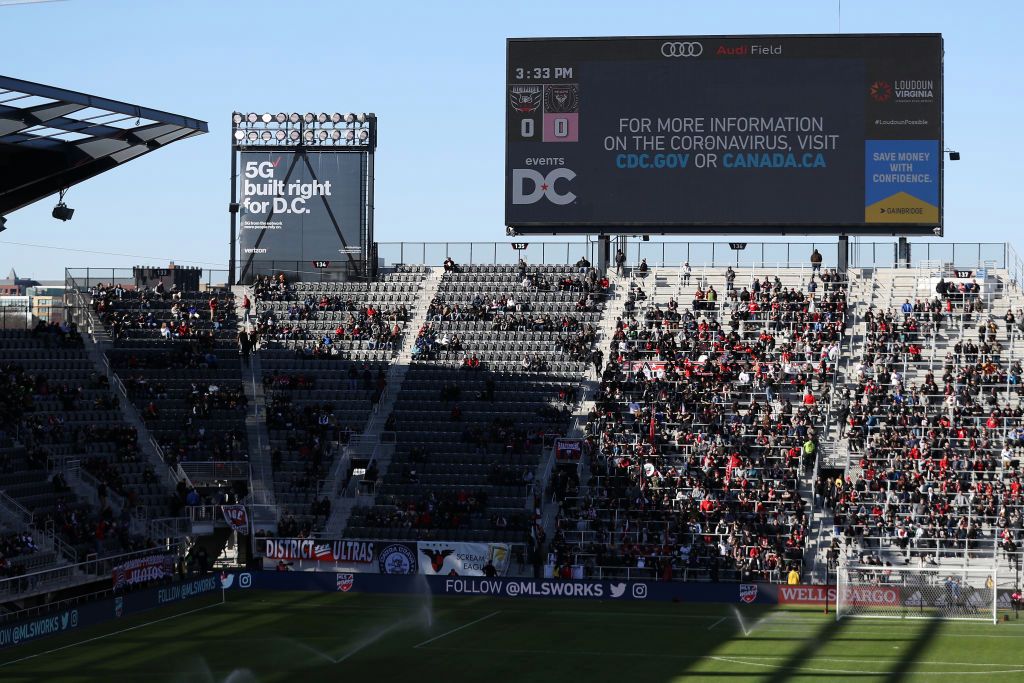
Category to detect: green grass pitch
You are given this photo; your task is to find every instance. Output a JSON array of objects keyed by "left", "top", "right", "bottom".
[{"left": 1, "top": 592, "right": 1022, "bottom": 682}]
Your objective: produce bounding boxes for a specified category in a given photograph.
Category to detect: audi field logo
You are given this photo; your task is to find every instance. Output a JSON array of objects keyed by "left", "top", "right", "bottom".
[
  {"left": 661, "top": 41, "right": 702, "bottom": 57},
  {"left": 512, "top": 168, "right": 576, "bottom": 205}
]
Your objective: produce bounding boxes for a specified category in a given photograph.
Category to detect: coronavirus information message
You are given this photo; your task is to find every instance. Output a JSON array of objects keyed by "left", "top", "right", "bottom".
[{"left": 505, "top": 34, "right": 942, "bottom": 234}]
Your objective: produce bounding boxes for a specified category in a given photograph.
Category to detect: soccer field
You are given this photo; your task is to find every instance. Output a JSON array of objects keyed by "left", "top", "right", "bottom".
[{"left": 1, "top": 592, "right": 1022, "bottom": 682}]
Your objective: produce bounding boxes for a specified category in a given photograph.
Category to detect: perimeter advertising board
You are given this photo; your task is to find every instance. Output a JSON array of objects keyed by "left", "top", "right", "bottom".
[
  {"left": 239, "top": 150, "right": 365, "bottom": 276},
  {"left": 506, "top": 34, "right": 942, "bottom": 235}
]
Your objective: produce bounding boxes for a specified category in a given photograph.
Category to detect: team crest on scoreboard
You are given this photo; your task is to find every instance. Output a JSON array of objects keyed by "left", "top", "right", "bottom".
[
  {"left": 739, "top": 584, "right": 758, "bottom": 604},
  {"left": 336, "top": 573, "right": 355, "bottom": 592},
  {"left": 544, "top": 84, "right": 579, "bottom": 113},
  {"left": 509, "top": 85, "right": 542, "bottom": 113}
]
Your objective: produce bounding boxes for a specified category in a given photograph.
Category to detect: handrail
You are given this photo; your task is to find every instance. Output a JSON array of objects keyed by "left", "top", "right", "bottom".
[
  {"left": 0, "top": 544, "right": 178, "bottom": 601},
  {"left": 0, "top": 490, "right": 34, "bottom": 526},
  {"left": 178, "top": 460, "right": 251, "bottom": 482}
]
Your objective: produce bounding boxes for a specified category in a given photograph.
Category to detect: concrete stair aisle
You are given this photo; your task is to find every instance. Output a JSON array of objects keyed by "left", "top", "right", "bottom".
[
  {"left": 74, "top": 301, "right": 181, "bottom": 501},
  {"left": 320, "top": 267, "right": 444, "bottom": 537},
  {"left": 232, "top": 284, "right": 276, "bottom": 508},
  {"left": 537, "top": 272, "right": 627, "bottom": 543}
]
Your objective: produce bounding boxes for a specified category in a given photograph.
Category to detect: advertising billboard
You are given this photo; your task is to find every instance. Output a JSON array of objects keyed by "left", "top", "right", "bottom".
[
  {"left": 239, "top": 150, "right": 366, "bottom": 277},
  {"left": 506, "top": 34, "right": 943, "bottom": 235}
]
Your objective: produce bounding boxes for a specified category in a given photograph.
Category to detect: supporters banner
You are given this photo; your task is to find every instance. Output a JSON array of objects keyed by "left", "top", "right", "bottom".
[
  {"left": 259, "top": 539, "right": 419, "bottom": 574},
  {"left": 262, "top": 538, "right": 377, "bottom": 564},
  {"left": 554, "top": 438, "right": 583, "bottom": 463},
  {"left": 221, "top": 505, "right": 249, "bottom": 535},
  {"left": 111, "top": 554, "right": 175, "bottom": 591},
  {"left": 620, "top": 361, "right": 668, "bottom": 379},
  {"left": 417, "top": 542, "right": 511, "bottom": 576}
]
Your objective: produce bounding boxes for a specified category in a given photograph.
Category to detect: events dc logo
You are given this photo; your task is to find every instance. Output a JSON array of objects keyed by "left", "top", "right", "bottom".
[{"left": 512, "top": 168, "right": 576, "bottom": 205}]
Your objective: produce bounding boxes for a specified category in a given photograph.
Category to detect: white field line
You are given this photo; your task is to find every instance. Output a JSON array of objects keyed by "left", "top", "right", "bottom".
[
  {"left": 420, "top": 646, "right": 1024, "bottom": 674},
  {"left": 413, "top": 611, "right": 500, "bottom": 649},
  {"left": 707, "top": 616, "right": 727, "bottom": 630},
  {"left": 0, "top": 600, "right": 225, "bottom": 668}
]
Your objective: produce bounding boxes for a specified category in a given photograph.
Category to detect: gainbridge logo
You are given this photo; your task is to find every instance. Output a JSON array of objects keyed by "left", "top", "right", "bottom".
[{"left": 869, "top": 81, "right": 893, "bottom": 102}]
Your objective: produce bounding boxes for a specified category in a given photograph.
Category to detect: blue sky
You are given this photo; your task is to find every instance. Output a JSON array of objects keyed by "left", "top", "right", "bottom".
[{"left": 1, "top": 0, "right": 1020, "bottom": 277}]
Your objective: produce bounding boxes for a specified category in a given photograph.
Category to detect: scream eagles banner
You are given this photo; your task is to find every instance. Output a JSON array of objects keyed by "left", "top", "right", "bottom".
[{"left": 417, "top": 542, "right": 512, "bottom": 576}]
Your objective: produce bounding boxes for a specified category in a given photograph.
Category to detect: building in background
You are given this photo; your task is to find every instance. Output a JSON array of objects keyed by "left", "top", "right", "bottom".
[{"left": 0, "top": 269, "right": 66, "bottom": 327}]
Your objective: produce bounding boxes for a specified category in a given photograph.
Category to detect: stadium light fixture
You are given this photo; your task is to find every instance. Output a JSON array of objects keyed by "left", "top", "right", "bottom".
[
  {"left": 232, "top": 109, "right": 374, "bottom": 147},
  {"left": 51, "top": 189, "right": 73, "bottom": 222},
  {"left": 0, "top": 216, "right": 6, "bottom": 233},
  {"left": 944, "top": 148, "right": 961, "bottom": 161}
]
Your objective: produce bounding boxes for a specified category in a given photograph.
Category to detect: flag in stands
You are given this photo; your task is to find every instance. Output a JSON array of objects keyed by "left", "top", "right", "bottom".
[{"left": 221, "top": 505, "right": 249, "bottom": 534}]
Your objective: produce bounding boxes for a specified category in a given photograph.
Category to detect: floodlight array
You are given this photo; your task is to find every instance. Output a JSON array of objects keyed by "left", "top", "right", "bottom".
[{"left": 230, "top": 111, "right": 374, "bottom": 147}]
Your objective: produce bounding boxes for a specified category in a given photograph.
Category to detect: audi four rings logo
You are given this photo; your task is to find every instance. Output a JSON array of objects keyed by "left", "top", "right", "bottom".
[{"left": 661, "top": 41, "right": 703, "bottom": 57}]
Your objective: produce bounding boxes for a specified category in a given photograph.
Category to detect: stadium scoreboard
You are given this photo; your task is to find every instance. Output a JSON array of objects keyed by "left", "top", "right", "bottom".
[{"left": 505, "top": 34, "right": 943, "bottom": 235}]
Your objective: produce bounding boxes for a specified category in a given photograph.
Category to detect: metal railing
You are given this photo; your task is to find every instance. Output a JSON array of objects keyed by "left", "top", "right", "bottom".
[
  {"left": 178, "top": 460, "right": 251, "bottom": 483},
  {"left": 369, "top": 241, "right": 1013, "bottom": 271},
  {"left": 0, "top": 490, "right": 34, "bottom": 526},
  {"left": 65, "top": 268, "right": 231, "bottom": 291},
  {"left": 0, "top": 544, "right": 177, "bottom": 602}
]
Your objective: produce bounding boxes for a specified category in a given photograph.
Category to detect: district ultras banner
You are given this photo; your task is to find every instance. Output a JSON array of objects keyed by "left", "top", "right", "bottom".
[
  {"left": 239, "top": 150, "right": 365, "bottom": 271},
  {"left": 260, "top": 538, "right": 419, "bottom": 574},
  {"left": 506, "top": 34, "right": 943, "bottom": 234}
]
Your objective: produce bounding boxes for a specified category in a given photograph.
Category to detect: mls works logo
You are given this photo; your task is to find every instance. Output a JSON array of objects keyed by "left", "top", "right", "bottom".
[
  {"left": 739, "top": 584, "right": 758, "bottom": 604},
  {"left": 336, "top": 573, "right": 355, "bottom": 592},
  {"left": 509, "top": 85, "right": 542, "bottom": 113},
  {"left": 512, "top": 168, "right": 576, "bottom": 205},
  {"left": 869, "top": 81, "right": 893, "bottom": 102}
]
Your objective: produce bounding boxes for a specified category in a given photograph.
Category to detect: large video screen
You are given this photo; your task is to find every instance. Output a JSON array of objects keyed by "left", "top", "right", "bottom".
[
  {"left": 239, "top": 150, "right": 365, "bottom": 276},
  {"left": 506, "top": 34, "right": 943, "bottom": 235}
]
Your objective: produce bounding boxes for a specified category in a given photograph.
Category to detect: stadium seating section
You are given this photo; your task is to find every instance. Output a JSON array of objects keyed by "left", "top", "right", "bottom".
[{"left": 5, "top": 259, "right": 1023, "bottom": 589}]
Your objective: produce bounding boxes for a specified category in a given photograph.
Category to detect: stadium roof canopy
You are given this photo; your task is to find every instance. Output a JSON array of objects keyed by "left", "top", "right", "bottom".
[{"left": 0, "top": 75, "right": 208, "bottom": 215}]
